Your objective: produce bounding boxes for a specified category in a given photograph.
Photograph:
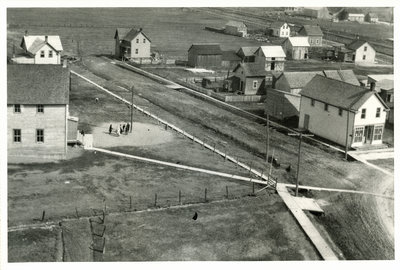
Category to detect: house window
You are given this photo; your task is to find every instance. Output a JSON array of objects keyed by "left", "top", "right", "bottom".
[
  {"left": 311, "top": 99, "right": 315, "bottom": 106},
  {"left": 364, "top": 46, "right": 367, "bottom": 51},
  {"left": 373, "top": 125, "right": 383, "bottom": 141},
  {"left": 253, "top": 81, "right": 258, "bottom": 89},
  {"left": 386, "top": 94, "right": 393, "bottom": 102},
  {"left": 143, "top": 39, "right": 146, "bottom": 43},
  {"left": 324, "top": 103, "right": 329, "bottom": 111},
  {"left": 135, "top": 49, "right": 139, "bottom": 54},
  {"left": 361, "top": 108, "right": 366, "bottom": 119},
  {"left": 338, "top": 108, "right": 343, "bottom": 116},
  {"left": 316, "top": 39, "right": 319, "bottom": 44},
  {"left": 37, "top": 104, "right": 44, "bottom": 113},
  {"left": 40, "top": 50, "right": 45, "bottom": 58},
  {"left": 362, "top": 55, "right": 366, "bottom": 60},
  {"left": 354, "top": 127, "right": 364, "bottom": 143},
  {"left": 310, "top": 39, "right": 313, "bottom": 44},
  {"left": 36, "top": 129, "right": 44, "bottom": 143},
  {"left": 376, "top": 107, "right": 381, "bottom": 118},
  {"left": 49, "top": 50, "right": 53, "bottom": 58},
  {"left": 14, "top": 104, "right": 21, "bottom": 113},
  {"left": 13, "top": 129, "right": 21, "bottom": 143},
  {"left": 271, "top": 57, "right": 275, "bottom": 60},
  {"left": 136, "top": 38, "right": 139, "bottom": 43}
]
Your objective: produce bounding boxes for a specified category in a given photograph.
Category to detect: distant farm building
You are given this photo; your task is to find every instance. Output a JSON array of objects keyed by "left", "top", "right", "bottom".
[
  {"left": 365, "top": 13, "right": 379, "bottom": 23},
  {"left": 337, "top": 39, "right": 376, "bottom": 64},
  {"left": 114, "top": 28, "right": 151, "bottom": 61},
  {"left": 232, "top": 62, "right": 267, "bottom": 95},
  {"left": 284, "top": 7, "right": 303, "bottom": 14},
  {"left": 187, "top": 44, "right": 222, "bottom": 68},
  {"left": 301, "top": 7, "right": 331, "bottom": 20},
  {"left": 270, "top": 22, "right": 290, "bottom": 38},
  {"left": 224, "top": 21, "right": 248, "bottom": 37},
  {"left": 297, "top": 25, "right": 323, "bottom": 47},
  {"left": 348, "top": 13, "right": 365, "bottom": 23},
  {"left": 236, "top": 46, "right": 258, "bottom": 63},
  {"left": 254, "top": 46, "right": 286, "bottom": 72},
  {"left": 298, "top": 75, "right": 389, "bottom": 148},
  {"left": 282, "top": 37, "right": 310, "bottom": 60},
  {"left": 7, "top": 64, "right": 77, "bottom": 160},
  {"left": 12, "top": 34, "right": 63, "bottom": 65}
]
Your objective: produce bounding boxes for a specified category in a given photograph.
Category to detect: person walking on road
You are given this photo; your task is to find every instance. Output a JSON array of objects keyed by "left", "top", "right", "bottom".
[
  {"left": 109, "top": 124, "right": 113, "bottom": 135},
  {"left": 116, "top": 126, "right": 120, "bottom": 136},
  {"left": 122, "top": 124, "right": 126, "bottom": 134},
  {"left": 126, "top": 123, "right": 130, "bottom": 134}
]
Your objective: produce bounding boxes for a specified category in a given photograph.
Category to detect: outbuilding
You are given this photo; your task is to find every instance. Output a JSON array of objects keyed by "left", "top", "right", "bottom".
[
  {"left": 225, "top": 21, "right": 248, "bottom": 37},
  {"left": 297, "top": 25, "right": 323, "bottom": 47},
  {"left": 187, "top": 44, "right": 223, "bottom": 68},
  {"left": 282, "top": 37, "right": 310, "bottom": 60}
]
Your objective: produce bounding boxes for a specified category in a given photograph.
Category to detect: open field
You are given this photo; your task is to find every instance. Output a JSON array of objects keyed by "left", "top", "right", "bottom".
[{"left": 7, "top": 8, "right": 265, "bottom": 59}]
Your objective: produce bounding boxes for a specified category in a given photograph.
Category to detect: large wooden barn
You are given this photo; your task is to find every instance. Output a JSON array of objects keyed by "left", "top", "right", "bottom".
[{"left": 187, "top": 44, "right": 223, "bottom": 68}]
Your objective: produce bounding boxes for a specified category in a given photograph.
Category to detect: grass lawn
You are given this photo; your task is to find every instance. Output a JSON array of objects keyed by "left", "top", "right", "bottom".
[
  {"left": 102, "top": 194, "right": 320, "bottom": 261},
  {"left": 367, "top": 158, "right": 394, "bottom": 174},
  {"left": 8, "top": 227, "right": 62, "bottom": 262}
]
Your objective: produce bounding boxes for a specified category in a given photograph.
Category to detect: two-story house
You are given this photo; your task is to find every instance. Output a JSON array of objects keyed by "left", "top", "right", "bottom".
[
  {"left": 114, "top": 28, "right": 152, "bottom": 61},
  {"left": 340, "top": 39, "right": 376, "bottom": 64},
  {"left": 232, "top": 62, "right": 267, "bottom": 95},
  {"left": 270, "top": 22, "right": 290, "bottom": 38},
  {"left": 7, "top": 64, "right": 72, "bottom": 160},
  {"left": 297, "top": 25, "right": 323, "bottom": 47},
  {"left": 254, "top": 46, "right": 286, "bottom": 87},
  {"left": 298, "top": 75, "right": 389, "bottom": 148},
  {"left": 13, "top": 34, "right": 63, "bottom": 64}
]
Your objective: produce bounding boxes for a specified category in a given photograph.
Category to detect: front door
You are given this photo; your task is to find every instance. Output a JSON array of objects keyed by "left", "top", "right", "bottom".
[
  {"left": 271, "top": 62, "right": 275, "bottom": 70},
  {"left": 352, "top": 54, "right": 356, "bottom": 61},
  {"left": 303, "top": 114, "right": 310, "bottom": 130},
  {"left": 364, "top": 125, "right": 373, "bottom": 144}
]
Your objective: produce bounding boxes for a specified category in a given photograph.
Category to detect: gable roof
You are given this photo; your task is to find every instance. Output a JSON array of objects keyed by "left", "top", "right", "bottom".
[
  {"left": 222, "top": 50, "right": 241, "bottom": 61},
  {"left": 286, "top": 37, "right": 310, "bottom": 47},
  {"left": 367, "top": 74, "right": 393, "bottom": 82},
  {"left": 270, "top": 21, "right": 287, "bottom": 29},
  {"left": 233, "top": 62, "right": 267, "bottom": 77},
  {"left": 21, "top": 35, "right": 63, "bottom": 54},
  {"left": 299, "top": 25, "right": 323, "bottom": 36},
  {"left": 237, "top": 46, "right": 258, "bottom": 57},
  {"left": 346, "top": 39, "right": 374, "bottom": 51},
  {"left": 279, "top": 71, "right": 323, "bottom": 89},
  {"left": 258, "top": 46, "right": 286, "bottom": 58},
  {"left": 8, "top": 64, "right": 70, "bottom": 105},
  {"left": 188, "top": 44, "right": 222, "bottom": 55},
  {"left": 323, "top": 70, "right": 360, "bottom": 86},
  {"left": 114, "top": 28, "right": 132, "bottom": 39},
  {"left": 226, "top": 21, "right": 246, "bottom": 28},
  {"left": 376, "top": 79, "right": 394, "bottom": 91},
  {"left": 300, "top": 75, "right": 388, "bottom": 111},
  {"left": 115, "top": 28, "right": 152, "bottom": 43}
]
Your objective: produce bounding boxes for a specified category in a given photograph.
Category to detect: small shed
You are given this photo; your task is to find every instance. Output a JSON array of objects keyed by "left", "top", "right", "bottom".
[
  {"left": 221, "top": 50, "right": 242, "bottom": 69},
  {"left": 282, "top": 37, "right": 310, "bottom": 60},
  {"left": 225, "top": 21, "right": 248, "bottom": 37}
]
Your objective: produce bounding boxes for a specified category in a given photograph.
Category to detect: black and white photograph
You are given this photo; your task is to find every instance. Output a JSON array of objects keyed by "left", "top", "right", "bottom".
[{"left": 1, "top": 0, "right": 398, "bottom": 268}]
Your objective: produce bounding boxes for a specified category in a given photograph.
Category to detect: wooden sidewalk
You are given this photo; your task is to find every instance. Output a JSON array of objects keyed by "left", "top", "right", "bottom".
[{"left": 276, "top": 183, "right": 338, "bottom": 260}]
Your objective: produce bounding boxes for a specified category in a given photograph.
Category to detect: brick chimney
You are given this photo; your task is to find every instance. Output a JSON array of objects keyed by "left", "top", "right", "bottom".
[
  {"left": 45, "top": 35, "right": 48, "bottom": 42},
  {"left": 370, "top": 82, "right": 375, "bottom": 91},
  {"left": 24, "top": 30, "right": 28, "bottom": 36}
]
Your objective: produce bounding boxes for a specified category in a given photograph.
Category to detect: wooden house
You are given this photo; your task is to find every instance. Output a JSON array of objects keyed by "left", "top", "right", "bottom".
[
  {"left": 298, "top": 75, "right": 389, "bottom": 148},
  {"left": 13, "top": 34, "right": 63, "bottom": 65},
  {"left": 270, "top": 22, "right": 290, "bottom": 38},
  {"left": 225, "top": 21, "right": 248, "bottom": 37},
  {"left": 342, "top": 39, "right": 376, "bottom": 64},
  {"left": 187, "top": 44, "right": 222, "bottom": 68},
  {"left": 7, "top": 64, "right": 74, "bottom": 159},
  {"left": 236, "top": 46, "right": 258, "bottom": 63},
  {"left": 282, "top": 37, "right": 310, "bottom": 60},
  {"left": 254, "top": 46, "right": 286, "bottom": 72},
  {"left": 115, "top": 28, "right": 152, "bottom": 60},
  {"left": 348, "top": 13, "right": 365, "bottom": 22},
  {"left": 221, "top": 50, "right": 242, "bottom": 69},
  {"left": 297, "top": 25, "right": 323, "bottom": 47},
  {"left": 232, "top": 62, "right": 267, "bottom": 95},
  {"left": 365, "top": 13, "right": 379, "bottom": 23}
]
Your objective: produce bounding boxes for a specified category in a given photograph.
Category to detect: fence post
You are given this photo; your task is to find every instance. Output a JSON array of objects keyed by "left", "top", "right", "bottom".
[
  {"left": 129, "top": 196, "right": 132, "bottom": 210},
  {"left": 41, "top": 210, "right": 46, "bottom": 221},
  {"left": 204, "top": 188, "right": 207, "bottom": 202},
  {"left": 252, "top": 182, "right": 255, "bottom": 195},
  {"left": 154, "top": 193, "right": 158, "bottom": 207},
  {"left": 226, "top": 186, "right": 229, "bottom": 199},
  {"left": 179, "top": 190, "right": 182, "bottom": 204},
  {"left": 75, "top": 207, "right": 79, "bottom": 218}
]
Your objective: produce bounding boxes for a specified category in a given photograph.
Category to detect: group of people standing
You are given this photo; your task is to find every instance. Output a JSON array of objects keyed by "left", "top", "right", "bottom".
[{"left": 109, "top": 123, "right": 131, "bottom": 136}]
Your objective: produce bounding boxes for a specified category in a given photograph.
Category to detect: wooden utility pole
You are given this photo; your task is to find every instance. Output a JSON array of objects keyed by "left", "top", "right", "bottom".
[
  {"left": 344, "top": 110, "right": 350, "bottom": 160},
  {"left": 288, "top": 132, "right": 313, "bottom": 197},
  {"left": 265, "top": 87, "right": 270, "bottom": 164},
  {"left": 130, "top": 86, "right": 134, "bottom": 133}
]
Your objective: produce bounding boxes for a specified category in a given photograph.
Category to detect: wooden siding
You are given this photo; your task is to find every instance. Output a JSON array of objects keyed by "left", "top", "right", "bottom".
[
  {"left": 33, "top": 43, "right": 61, "bottom": 64},
  {"left": 188, "top": 54, "right": 222, "bottom": 68},
  {"left": 266, "top": 89, "right": 300, "bottom": 120},
  {"left": 8, "top": 104, "right": 67, "bottom": 159},
  {"left": 129, "top": 32, "right": 151, "bottom": 59}
]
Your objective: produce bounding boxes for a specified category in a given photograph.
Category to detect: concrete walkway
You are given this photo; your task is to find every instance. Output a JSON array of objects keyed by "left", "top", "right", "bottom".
[{"left": 276, "top": 184, "right": 338, "bottom": 260}]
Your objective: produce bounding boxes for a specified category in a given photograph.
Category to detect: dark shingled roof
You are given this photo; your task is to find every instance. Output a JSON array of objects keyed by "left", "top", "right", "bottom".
[
  {"left": 299, "top": 25, "right": 323, "bottom": 36},
  {"left": 233, "top": 62, "right": 267, "bottom": 77},
  {"left": 8, "top": 64, "right": 70, "bottom": 105},
  {"left": 300, "top": 75, "right": 388, "bottom": 111},
  {"left": 346, "top": 39, "right": 374, "bottom": 51},
  {"left": 323, "top": 70, "right": 360, "bottom": 86},
  {"left": 222, "top": 50, "right": 241, "bottom": 61},
  {"left": 115, "top": 28, "right": 152, "bottom": 43},
  {"left": 188, "top": 44, "right": 222, "bottom": 55},
  {"left": 237, "top": 46, "right": 258, "bottom": 57}
]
